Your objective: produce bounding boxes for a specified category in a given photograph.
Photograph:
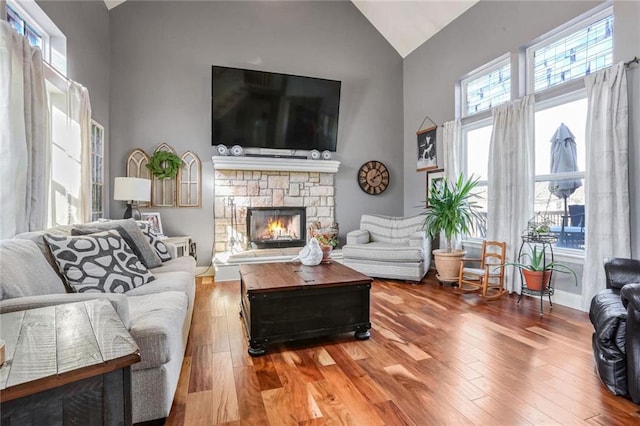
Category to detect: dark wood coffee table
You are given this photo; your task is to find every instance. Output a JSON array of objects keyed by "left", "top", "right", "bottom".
[{"left": 239, "top": 261, "right": 372, "bottom": 356}]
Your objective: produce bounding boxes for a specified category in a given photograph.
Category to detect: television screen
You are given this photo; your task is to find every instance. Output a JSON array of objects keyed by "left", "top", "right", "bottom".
[{"left": 212, "top": 66, "right": 341, "bottom": 152}]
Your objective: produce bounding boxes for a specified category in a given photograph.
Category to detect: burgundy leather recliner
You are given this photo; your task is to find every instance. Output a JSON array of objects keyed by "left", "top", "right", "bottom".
[{"left": 589, "top": 258, "right": 640, "bottom": 404}]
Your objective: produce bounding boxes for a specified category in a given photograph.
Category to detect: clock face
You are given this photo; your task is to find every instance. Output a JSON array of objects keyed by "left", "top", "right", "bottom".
[{"left": 358, "top": 161, "right": 389, "bottom": 195}]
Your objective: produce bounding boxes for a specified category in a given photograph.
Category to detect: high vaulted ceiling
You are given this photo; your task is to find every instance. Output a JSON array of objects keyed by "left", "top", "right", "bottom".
[
  {"left": 352, "top": 1, "right": 477, "bottom": 58},
  {"left": 103, "top": 0, "right": 478, "bottom": 58}
]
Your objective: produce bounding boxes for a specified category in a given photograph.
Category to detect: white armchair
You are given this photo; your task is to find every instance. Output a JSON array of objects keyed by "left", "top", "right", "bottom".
[{"left": 342, "top": 214, "right": 430, "bottom": 282}]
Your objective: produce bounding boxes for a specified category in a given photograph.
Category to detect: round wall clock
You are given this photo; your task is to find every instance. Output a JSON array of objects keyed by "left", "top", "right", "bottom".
[{"left": 358, "top": 161, "right": 389, "bottom": 195}]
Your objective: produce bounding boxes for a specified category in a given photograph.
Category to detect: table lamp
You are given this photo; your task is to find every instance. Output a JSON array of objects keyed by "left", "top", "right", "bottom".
[{"left": 114, "top": 177, "right": 151, "bottom": 220}]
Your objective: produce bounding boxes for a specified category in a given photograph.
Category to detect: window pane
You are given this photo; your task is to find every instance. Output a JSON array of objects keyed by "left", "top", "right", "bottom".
[
  {"left": 465, "top": 124, "right": 491, "bottom": 239},
  {"left": 532, "top": 14, "right": 613, "bottom": 92},
  {"left": 470, "top": 184, "right": 488, "bottom": 239},
  {"left": 466, "top": 125, "right": 492, "bottom": 181},
  {"left": 534, "top": 181, "right": 584, "bottom": 250},
  {"left": 465, "top": 62, "right": 510, "bottom": 115},
  {"left": 7, "top": 6, "right": 25, "bottom": 36},
  {"left": 25, "top": 26, "right": 42, "bottom": 48},
  {"left": 534, "top": 97, "right": 587, "bottom": 176},
  {"left": 534, "top": 96, "right": 586, "bottom": 250}
]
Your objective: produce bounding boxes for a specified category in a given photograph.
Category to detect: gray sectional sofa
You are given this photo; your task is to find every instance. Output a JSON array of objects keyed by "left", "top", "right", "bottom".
[{"left": 0, "top": 221, "right": 196, "bottom": 424}]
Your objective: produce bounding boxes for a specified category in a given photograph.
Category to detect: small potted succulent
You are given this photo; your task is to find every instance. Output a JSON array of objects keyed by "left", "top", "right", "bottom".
[{"left": 506, "top": 243, "right": 577, "bottom": 291}]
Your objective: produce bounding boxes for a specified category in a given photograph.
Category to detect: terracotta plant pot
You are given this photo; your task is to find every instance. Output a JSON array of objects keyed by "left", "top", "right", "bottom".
[
  {"left": 433, "top": 249, "right": 466, "bottom": 282},
  {"left": 522, "top": 269, "right": 551, "bottom": 291}
]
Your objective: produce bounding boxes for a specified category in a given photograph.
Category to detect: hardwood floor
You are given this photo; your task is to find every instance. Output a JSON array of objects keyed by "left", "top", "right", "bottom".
[{"left": 166, "top": 273, "right": 640, "bottom": 425}]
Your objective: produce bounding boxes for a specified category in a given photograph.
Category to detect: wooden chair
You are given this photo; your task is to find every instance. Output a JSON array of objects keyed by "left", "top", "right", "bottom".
[{"left": 457, "top": 240, "right": 507, "bottom": 300}]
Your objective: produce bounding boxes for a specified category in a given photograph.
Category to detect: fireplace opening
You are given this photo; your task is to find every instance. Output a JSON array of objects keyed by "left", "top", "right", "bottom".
[{"left": 247, "top": 207, "right": 306, "bottom": 249}]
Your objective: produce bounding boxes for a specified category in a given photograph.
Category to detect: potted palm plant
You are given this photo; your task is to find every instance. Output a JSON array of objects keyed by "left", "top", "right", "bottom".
[
  {"left": 423, "top": 174, "right": 483, "bottom": 282},
  {"left": 507, "top": 244, "right": 577, "bottom": 290}
]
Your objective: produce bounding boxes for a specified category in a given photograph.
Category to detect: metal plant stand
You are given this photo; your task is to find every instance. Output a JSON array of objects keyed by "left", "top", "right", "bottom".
[{"left": 517, "top": 234, "right": 556, "bottom": 315}]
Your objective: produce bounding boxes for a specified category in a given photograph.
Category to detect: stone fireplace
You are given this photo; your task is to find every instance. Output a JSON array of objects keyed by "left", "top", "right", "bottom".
[
  {"left": 213, "top": 156, "right": 340, "bottom": 254},
  {"left": 246, "top": 207, "right": 306, "bottom": 249}
]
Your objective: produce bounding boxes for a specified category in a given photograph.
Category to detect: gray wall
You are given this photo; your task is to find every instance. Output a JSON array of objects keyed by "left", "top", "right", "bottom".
[
  {"left": 109, "top": 1, "right": 403, "bottom": 266},
  {"left": 37, "top": 0, "right": 111, "bottom": 216}
]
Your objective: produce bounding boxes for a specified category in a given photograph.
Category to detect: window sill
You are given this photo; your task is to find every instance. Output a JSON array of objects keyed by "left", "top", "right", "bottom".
[{"left": 462, "top": 238, "right": 584, "bottom": 263}]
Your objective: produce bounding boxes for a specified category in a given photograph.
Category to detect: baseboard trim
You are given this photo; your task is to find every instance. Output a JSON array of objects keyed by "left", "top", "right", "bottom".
[{"left": 520, "top": 288, "right": 585, "bottom": 312}]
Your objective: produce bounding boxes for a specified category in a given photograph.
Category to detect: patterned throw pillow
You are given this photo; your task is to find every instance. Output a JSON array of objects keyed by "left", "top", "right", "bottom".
[
  {"left": 72, "top": 221, "right": 162, "bottom": 269},
  {"left": 136, "top": 221, "right": 172, "bottom": 262},
  {"left": 44, "top": 230, "right": 155, "bottom": 293}
]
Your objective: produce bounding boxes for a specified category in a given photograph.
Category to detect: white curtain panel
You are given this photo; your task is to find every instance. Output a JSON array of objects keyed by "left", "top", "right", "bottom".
[
  {"left": 582, "top": 63, "right": 630, "bottom": 310},
  {"left": 75, "top": 83, "right": 92, "bottom": 223},
  {"left": 442, "top": 120, "right": 463, "bottom": 250},
  {"left": 487, "top": 95, "right": 535, "bottom": 293},
  {"left": 442, "top": 120, "right": 463, "bottom": 182},
  {"left": 0, "top": 21, "right": 49, "bottom": 239}
]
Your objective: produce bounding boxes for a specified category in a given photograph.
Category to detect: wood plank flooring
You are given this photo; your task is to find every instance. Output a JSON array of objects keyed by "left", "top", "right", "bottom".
[{"left": 166, "top": 274, "right": 640, "bottom": 425}]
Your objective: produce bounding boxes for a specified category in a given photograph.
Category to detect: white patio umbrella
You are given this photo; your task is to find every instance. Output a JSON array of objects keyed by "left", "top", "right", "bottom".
[{"left": 549, "top": 123, "right": 582, "bottom": 231}]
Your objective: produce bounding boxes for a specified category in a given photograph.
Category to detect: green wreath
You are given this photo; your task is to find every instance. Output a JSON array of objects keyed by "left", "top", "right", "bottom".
[{"left": 146, "top": 151, "right": 182, "bottom": 179}]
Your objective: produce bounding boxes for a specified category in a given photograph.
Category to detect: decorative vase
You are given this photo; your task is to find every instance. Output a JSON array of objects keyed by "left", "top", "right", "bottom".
[
  {"left": 320, "top": 245, "right": 333, "bottom": 263},
  {"left": 522, "top": 269, "right": 551, "bottom": 291},
  {"left": 432, "top": 249, "right": 466, "bottom": 282}
]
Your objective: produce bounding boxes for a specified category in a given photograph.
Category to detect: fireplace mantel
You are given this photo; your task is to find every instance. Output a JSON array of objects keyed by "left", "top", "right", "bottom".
[{"left": 212, "top": 156, "right": 340, "bottom": 173}]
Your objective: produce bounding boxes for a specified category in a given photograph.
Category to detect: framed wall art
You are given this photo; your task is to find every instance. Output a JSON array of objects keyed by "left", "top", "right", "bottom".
[
  {"left": 426, "top": 169, "right": 445, "bottom": 207},
  {"left": 141, "top": 212, "right": 164, "bottom": 236},
  {"left": 417, "top": 126, "right": 438, "bottom": 171}
]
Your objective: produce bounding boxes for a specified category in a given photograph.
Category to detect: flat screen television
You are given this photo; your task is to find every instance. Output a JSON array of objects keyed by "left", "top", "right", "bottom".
[{"left": 212, "top": 66, "right": 341, "bottom": 152}]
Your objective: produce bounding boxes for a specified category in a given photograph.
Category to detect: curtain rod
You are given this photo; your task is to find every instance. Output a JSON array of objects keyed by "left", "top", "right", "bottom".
[{"left": 624, "top": 56, "right": 639, "bottom": 68}]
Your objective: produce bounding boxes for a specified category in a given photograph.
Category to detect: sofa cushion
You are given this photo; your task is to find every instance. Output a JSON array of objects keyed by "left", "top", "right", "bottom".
[
  {"left": 342, "top": 242, "right": 425, "bottom": 262},
  {"left": 44, "top": 230, "right": 155, "bottom": 293},
  {"left": 136, "top": 221, "right": 172, "bottom": 262},
  {"left": 14, "top": 226, "right": 74, "bottom": 289},
  {"left": 73, "top": 219, "right": 162, "bottom": 269},
  {"left": 0, "top": 239, "right": 67, "bottom": 299},
  {"left": 126, "top": 270, "right": 195, "bottom": 309},
  {"left": 360, "top": 214, "right": 424, "bottom": 244},
  {"left": 149, "top": 256, "right": 196, "bottom": 275},
  {"left": 127, "top": 291, "right": 188, "bottom": 370}
]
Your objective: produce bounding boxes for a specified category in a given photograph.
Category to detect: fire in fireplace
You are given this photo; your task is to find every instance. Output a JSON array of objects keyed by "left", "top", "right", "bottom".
[{"left": 246, "top": 207, "right": 306, "bottom": 249}]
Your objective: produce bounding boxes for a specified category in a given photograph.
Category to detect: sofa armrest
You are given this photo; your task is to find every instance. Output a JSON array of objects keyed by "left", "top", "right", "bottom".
[
  {"left": 621, "top": 283, "right": 640, "bottom": 311},
  {"left": 604, "top": 258, "right": 640, "bottom": 290},
  {"left": 346, "top": 229, "right": 370, "bottom": 245},
  {"left": 621, "top": 283, "right": 640, "bottom": 404},
  {"left": 0, "top": 293, "right": 131, "bottom": 329},
  {"left": 408, "top": 231, "right": 427, "bottom": 248}
]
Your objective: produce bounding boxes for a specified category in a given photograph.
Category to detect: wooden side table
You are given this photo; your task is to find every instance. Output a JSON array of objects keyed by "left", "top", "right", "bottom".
[
  {"left": 0, "top": 299, "right": 140, "bottom": 425},
  {"left": 162, "top": 235, "right": 192, "bottom": 257}
]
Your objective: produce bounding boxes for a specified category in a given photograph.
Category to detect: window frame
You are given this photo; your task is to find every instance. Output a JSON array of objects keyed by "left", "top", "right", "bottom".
[
  {"left": 6, "top": 0, "right": 67, "bottom": 75},
  {"left": 460, "top": 53, "right": 512, "bottom": 119},
  {"left": 90, "top": 120, "right": 105, "bottom": 222},
  {"left": 525, "top": 4, "right": 613, "bottom": 96}
]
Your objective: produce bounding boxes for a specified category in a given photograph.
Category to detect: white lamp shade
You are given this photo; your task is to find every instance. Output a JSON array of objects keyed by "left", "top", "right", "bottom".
[{"left": 114, "top": 177, "right": 151, "bottom": 202}]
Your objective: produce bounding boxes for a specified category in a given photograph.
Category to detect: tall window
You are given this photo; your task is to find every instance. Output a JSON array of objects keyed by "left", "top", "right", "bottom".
[
  {"left": 91, "top": 121, "right": 105, "bottom": 221},
  {"left": 533, "top": 94, "right": 587, "bottom": 250},
  {"left": 461, "top": 55, "right": 511, "bottom": 117},
  {"left": 461, "top": 5, "right": 612, "bottom": 252},
  {"left": 6, "top": 1, "right": 98, "bottom": 225}
]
